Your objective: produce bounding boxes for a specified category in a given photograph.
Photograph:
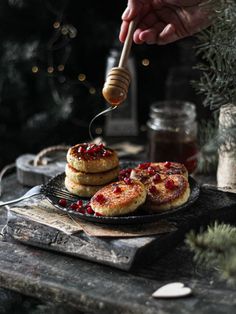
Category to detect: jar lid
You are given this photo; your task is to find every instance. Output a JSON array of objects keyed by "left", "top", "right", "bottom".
[{"left": 149, "top": 100, "right": 196, "bottom": 123}]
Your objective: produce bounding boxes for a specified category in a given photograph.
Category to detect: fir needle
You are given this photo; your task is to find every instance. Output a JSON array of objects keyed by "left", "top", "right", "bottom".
[{"left": 89, "top": 106, "right": 117, "bottom": 141}]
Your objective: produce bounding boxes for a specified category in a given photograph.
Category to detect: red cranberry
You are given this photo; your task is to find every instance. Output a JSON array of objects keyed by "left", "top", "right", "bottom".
[
  {"left": 124, "top": 177, "right": 132, "bottom": 185},
  {"left": 70, "top": 203, "right": 79, "bottom": 210},
  {"left": 98, "top": 143, "right": 104, "bottom": 150},
  {"left": 113, "top": 186, "right": 122, "bottom": 193},
  {"left": 165, "top": 179, "right": 176, "bottom": 190},
  {"left": 58, "top": 198, "right": 67, "bottom": 207},
  {"left": 95, "top": 212, "right": 103, "bottom": 217},
  {"left": 147, "top": 166, "right": 156, "bottom": 176},
  {"left": 94, "top": 194, "right": 106, "bottom": 204},
  {"left": 85, "top": 201, "right": 91, "bottom": 208},
  {"left": 102, "top": 150, "right": 110, "bottom": 157},
  {"left": 78, "top": 146, "right": 85, "bottom": 154},
  {"left": 86, "top": 206, "right": 94, "bottom": 215},
  {"left": 140, "top": 176, "right": 148, "bottom": 183},
  {"left": 153, "top": 173, "right": 161, "bottom": 183},
  {"left": 138, "top": 162, "right": 151, "bottom": 170},
  {"left": 149, "top": 185, "right": 158, "bottom": 194},
  {"left": 76, "top": 200, "right": 83, "bottom": 208},
  {"left": 78, "top": 208, "right": 85, "bottom": 214},
  {"left": 164, "top": 161, "right": 171, "bottom": 168},
  {"left": 118, "top": 168, "right": 131, "bottom": 180}
]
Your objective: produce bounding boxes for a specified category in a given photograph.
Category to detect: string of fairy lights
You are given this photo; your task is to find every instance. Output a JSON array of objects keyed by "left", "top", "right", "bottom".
[
  {"left": 31, "top": 2, "right": 151, "bottom": 105},
  {"left": 31, "top": 16, "right": 97, "bottom": 96}
]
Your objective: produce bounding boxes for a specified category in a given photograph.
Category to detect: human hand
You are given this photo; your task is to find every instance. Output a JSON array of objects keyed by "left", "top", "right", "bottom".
[{"left": 119, "top": 0, "right": 214, "bottom": 45}]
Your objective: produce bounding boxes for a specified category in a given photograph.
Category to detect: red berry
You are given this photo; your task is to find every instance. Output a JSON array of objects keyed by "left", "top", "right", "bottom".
[
  {"left": 76, "top": 200, "right": 83, "bottom": 208},
  {"left": 138, "top": 162, "right": 151, "bottom": 170},
  {"left": 164, "top": 161, "right": 171, "bottom": 168},
  {"left": 124, "top": 177, "right": 132, "bottom": 185},
  {"left": 153, "top": 173, "right": 161, "bottom": 183},
  {"left": 149, "top": 185, "right": 158, "bottom": 194},
  {"left": 98, "top": 143, "right": 104, "bottom": 150},
  {"left": 79, "top": 208, "right": 85, "bottom": 214},
  {"left": 94, "top": 194, "right": 106, "bottom": 204},
  {"left": 70, "top": 203, "right": 79, "bottom": 210},
  {"left": 147, "top": 166, "right": 156, "bottom": 176},
  {"left": 113, "top": 186, "right": 122, "bottom": 193},
  {"left": 86, "top": 206, "right": 94, "bottom": 215},
  {"left": 58, "top": 198, "right": 67, "bottom": 207},
  {"left": 95, "top": 212, "right": 103, "bottom": 217},
  {"left": 78, "top": 146, "right": 85, "bottom": 154},
  {"left": 85, "top": 201, "right": 91, "bottom": 208},
  {"left": 165, "top": 179, "right": 176, "bottom": 190},
  {"left": 102, "top": 150, "right": 110, "bottom": 157},
  {"left": 118, "top": 168, "right": 131, "bottom": 180}
]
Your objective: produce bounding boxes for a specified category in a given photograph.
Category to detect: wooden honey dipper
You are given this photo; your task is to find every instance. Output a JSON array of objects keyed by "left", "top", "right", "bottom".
[{"left": 102, "top": 19, "right": 137, "bottom": 106}]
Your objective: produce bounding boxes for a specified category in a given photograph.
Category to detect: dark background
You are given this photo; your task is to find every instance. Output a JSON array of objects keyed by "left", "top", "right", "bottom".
[{"left": 0, "top": 0, "right": 209, "bottom": 168}]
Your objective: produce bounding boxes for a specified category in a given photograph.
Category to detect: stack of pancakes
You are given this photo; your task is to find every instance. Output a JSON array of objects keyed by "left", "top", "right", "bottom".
[{"left": 65, "top": 143, "right": 119, "bottom": 197}]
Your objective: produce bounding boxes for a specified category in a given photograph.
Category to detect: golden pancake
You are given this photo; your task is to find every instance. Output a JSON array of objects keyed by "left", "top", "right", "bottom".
[
  {"left": 130, "top": 161, "right": 188, "bottom": 184},
  {"left": 90, "top": 179, "right": 147, "bottom": 216},
  {"left": 67, "top": 143, "right": 119, "bottom": 173},
  {"left": 142, "top": 174, "right": 190, "bottom": 212},
  {"left": 65, "top": 163, "right": 119, "bottom": 185},
  {"left": 64, "top": 176, "right": 105, "bottom": 198}
]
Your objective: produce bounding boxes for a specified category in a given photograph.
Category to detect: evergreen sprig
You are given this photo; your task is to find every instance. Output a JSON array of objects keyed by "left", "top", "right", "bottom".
[
  {"left": 186, "top": 222, "right": 236, "bottom": 284},
  {"left": 193, "top": 0, "right": 236, "bottom": 110}
]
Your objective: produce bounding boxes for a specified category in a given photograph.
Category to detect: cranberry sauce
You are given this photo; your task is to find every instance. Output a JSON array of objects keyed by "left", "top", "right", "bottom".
[{"left": 71, "top": 143, "right": 112, "bottom": 160}]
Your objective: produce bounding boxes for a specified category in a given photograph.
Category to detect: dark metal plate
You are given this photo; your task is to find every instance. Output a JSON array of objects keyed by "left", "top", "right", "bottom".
[{"left": 44, "top": 160, "right": 200, "bottom": 225}]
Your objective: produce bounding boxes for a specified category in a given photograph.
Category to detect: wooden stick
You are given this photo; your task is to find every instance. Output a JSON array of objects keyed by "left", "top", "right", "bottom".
[{"left": 118, "top": 19, "right": 137, "bottom": 68}]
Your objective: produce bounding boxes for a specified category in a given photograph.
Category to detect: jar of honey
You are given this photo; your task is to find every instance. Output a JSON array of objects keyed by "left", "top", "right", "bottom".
[{"left": 147, "top": 101, "right": 198, "bottom": 173}]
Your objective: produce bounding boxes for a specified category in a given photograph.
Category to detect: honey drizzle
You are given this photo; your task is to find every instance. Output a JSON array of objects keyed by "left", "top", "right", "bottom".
[{"left": 89, "top": 106, "right": 117, "bottom": 141}]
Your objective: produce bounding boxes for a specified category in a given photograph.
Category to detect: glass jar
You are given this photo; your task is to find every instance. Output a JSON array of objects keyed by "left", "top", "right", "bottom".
[{"left": 147, "top": 101, "right": 198, "bottom": 173}]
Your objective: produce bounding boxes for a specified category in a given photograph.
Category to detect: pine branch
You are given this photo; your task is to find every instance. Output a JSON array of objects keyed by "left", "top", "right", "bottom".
[
  {"left": 186, "top": 222, "right": 236, "bottom": 284},
  {"left": 193, "top": 0, "right": 236, "bottom": 110}
]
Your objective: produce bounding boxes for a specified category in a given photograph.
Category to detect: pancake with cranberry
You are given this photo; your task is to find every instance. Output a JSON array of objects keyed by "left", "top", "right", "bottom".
[
  {"left": 67, "top": 143, "right": 119, "bottom": 173},
  {"left": 142, "top": 174, "right": 190, "bottom": 212},
  {"left": 65, "top": 176, "right": 105, "bottom": 198},
  {"left": 90, "top": 178, "right": 147, "bottom": 216},
  {"left": 155, "top": 162, "right": 188, "bottom": 177},
  {"left": 65, "top": 163, "right": 119, "bottom": 186},
  {"left": 130, "top": 161, "right": 188, "bottom": 184}
]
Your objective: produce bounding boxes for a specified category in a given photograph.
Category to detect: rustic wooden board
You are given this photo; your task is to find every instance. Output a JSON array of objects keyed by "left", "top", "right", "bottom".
[
  {"left": 6, "top": 187, "right": 236, "bottom": 271},
  {"left": 7, "top": 211, "right": 175, "bottom": 270}
]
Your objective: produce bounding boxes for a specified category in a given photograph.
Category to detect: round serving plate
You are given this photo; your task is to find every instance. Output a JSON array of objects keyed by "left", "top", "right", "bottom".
[{"left": 43, "top": 160, "right": 200, "bottom": 225}]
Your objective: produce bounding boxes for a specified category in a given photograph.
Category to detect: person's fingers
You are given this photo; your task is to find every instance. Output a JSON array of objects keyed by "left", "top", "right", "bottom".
[
  {"left": 138, "top": 22, "right": 166, "bottom": 44},
  {"left": 133, "top": 28, "right": 145, "bottom": 44},
  {"left": 132, "top": 13, "right": 157, "bottom": 44},
  {"left": 122, "top": 0, "right": 152, "bottom": 21},
  {"left": 119, "top": 20, "right": 129, "bottom": 43},
  {"left": 156, "top": 24, "right": 179, "bottom": 45},
  {"left": 122, "top": 0, "right": 142, "bottom": 21},
  {"left": 120, "top": 2, "right": 152, "bottom": 43},
  {"left": 121, "top": 6, "right": 131, "bottom": 20}
]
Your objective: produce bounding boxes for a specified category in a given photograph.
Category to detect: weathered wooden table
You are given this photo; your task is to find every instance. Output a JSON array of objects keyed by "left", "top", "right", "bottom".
[{"left": 0, "top": 173, "right": 236, "bottom": 314}]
